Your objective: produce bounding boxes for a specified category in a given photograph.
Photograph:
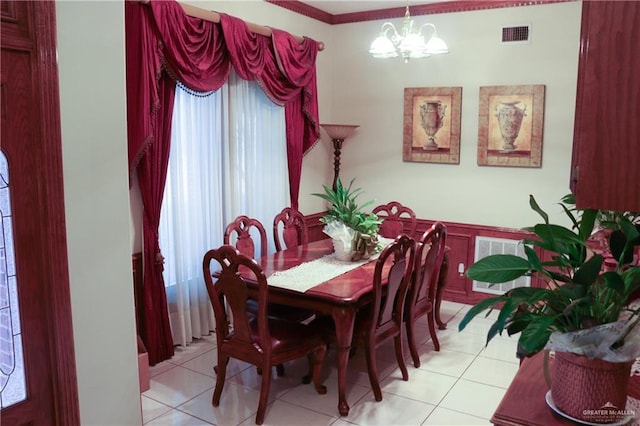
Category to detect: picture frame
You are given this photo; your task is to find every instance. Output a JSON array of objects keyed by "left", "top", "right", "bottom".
[
  {"left": 477, "top": 84, "right": 545, "bottom": 168},
  {"left": 403, "top": 86, "right": 462, "bottom": 165}
]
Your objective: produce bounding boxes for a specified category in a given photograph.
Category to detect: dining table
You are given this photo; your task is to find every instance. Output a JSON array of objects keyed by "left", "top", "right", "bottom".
[
  {"left": 245, "top": 238, "right": 378, "bottom": 416},
  {"left": 242, "top": 237, "right": 449, "bottom": 416}
]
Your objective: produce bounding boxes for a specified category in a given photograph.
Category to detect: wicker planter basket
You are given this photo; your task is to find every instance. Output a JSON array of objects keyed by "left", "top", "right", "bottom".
[{"left": 551, "top": 351, "right": 632, "bottom": 424}]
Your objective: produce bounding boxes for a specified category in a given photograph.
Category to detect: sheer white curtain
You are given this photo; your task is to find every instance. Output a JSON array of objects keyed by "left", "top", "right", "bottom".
[{"left": 160, "top": 71, "right": 289, "bottom": 347}]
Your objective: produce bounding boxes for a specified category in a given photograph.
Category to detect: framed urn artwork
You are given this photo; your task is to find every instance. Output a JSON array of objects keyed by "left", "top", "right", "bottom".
[
  {"left": 403, "top": 86, "right": 462, "bottom": 165},
  {"left": 477, "top": 84, "right": 545, "bottom": 168}
]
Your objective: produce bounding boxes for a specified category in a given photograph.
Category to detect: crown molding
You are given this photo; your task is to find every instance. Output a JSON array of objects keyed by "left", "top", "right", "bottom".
[{"left": 265, "top": 0, "right": 576, "bottom": 24}]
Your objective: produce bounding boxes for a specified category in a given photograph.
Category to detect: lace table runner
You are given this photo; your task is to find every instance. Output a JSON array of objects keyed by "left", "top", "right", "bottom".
[{"left": 267, "top": 238, "right": 394, "bottom": 293}]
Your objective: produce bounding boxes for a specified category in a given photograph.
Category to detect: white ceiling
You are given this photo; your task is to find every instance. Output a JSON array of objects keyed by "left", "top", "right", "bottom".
[{"left": 301, "top": 1, "right": 441, "bottom": 15}]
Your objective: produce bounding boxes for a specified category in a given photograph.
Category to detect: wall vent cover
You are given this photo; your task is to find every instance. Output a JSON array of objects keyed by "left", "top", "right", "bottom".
[
  {"left": 472, "top": 236, "right": 531, "bottom": 295},
  {"left": 501, "top": 25, "right": 531, "bottom": 44}
]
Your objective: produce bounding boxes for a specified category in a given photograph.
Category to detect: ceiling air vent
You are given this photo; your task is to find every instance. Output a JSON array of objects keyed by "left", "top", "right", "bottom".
[{"left": 500, "top": 25, "right": 531, "bottom": 44}]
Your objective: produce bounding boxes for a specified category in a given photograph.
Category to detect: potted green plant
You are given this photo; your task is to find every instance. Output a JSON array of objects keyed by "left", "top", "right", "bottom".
[
  {"left": 459, "top": 194, "right": 640, "bottom": 423},
  {"left": 312, "top": 178, "right": 382, "bottom": 261},
  {"left": 588, "top": 205, "right": 640, "bottom": 263}
]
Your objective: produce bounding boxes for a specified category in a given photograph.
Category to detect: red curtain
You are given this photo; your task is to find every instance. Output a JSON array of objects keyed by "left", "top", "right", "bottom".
[{"left": 125, "top": 0, "right": 321, "bottom": 364}]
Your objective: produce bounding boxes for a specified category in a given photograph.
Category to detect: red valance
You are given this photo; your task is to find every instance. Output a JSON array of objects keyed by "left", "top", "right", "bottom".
[{"left": 128, "top": 0, "right": 320, "bottom": 177}]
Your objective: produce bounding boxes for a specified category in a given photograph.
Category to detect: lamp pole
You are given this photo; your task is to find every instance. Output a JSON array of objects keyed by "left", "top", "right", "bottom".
[
  {"left": 319, "top": 124, "right": 360, "bottom": 191},
  {"left": 331, "top": 137, "right": 344, "bottom": 191}
]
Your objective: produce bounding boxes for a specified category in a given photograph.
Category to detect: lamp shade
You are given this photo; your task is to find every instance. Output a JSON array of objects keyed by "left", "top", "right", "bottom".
[
  {"left": 425, "top": 36, "right": 449, "bottom": 54},
  {"left": 320, "top": 124, "right": 359, "bottom": 140},
  {"left": 369, "top": 36, "right": 397, "bottom": 57}
]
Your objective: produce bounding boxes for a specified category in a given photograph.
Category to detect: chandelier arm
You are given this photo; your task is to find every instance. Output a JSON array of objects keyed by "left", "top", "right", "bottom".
[
  {"left": 417, "top": 22, "right": 438, "bottom": 38},
  {"left": 380, "top": 22, "right": 401, "bottom": 43},
  {"left": 370, "top": 3, "right": 448, "bottom": 61}
]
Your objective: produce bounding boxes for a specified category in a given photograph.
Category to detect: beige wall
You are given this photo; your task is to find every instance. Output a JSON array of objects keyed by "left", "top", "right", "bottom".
[
  {"left": 188, "top": 1, "right": 582, "bottom": 229},
  {"left": 57, "top": 1, "right": 141, "bottom": 424},
  {"left": 307, "top": 1, "right": 582, "bottom": 228},
  {"left": 56, "top": 0, "right": 581, "bottom": 423}
]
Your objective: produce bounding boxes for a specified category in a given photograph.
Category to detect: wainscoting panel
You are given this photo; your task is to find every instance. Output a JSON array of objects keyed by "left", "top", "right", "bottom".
[{"left": 304, "top": 212, "right": 537, "bottom": 305}]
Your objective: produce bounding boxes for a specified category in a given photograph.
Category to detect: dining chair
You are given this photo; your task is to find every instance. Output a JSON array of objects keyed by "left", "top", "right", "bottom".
[
  {"left": 224, "top": 215, "right": 268, "bottom": 260},
  {"left": 405, "top": 222, "right": 447, "bottom": 368},
  {"left": 203, "top": 245, "right": 327, "bottom": 425},
  {"left": 273, "top": 207, "right": 309, "bottom": 252},
  {"left": 272, "top": 207, "right": 318, "bottom": 319},
  {"left": 311, "top": 234, "right": 416, "bottom": 401},
  {"left": 372, "top": 201, "right": 418, "bottom": 238},
  {"left": 224, "top": 215, "right": 314, "bottom": 376}
]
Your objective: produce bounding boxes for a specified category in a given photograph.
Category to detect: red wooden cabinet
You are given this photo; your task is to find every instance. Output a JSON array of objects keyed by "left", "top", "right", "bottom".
[{"left": 571, "top": 1, "right": 640, "bottom": 212}]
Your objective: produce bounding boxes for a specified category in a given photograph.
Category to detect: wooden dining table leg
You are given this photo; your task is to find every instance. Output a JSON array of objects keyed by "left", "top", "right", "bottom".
[{"left": 331, "top": 307, "right": 356, "bottom": 416}]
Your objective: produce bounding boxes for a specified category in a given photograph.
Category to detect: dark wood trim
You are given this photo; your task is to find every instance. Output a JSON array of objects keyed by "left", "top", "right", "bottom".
[
  {"left": 570, "top": 1, "right": 640, "bottom": 211},
  {"left": 569, "top": 0, "right": 589, "bottom": 195},
  {"left": 33, "top": 1, "right": 80, "bottom": 422},
  {"left": 412, "top": 218, "right": 540, "bottom": 304},
  {"left": 1, "top": 0, "right": 80, "bottom": 422},
  {"left": 413, "top": 217, "right": 530, "bottom": 238},
  {"left": 303, "top": 211, "right": 329, "bottom": 242},
  {"left": 266, "top": 0, "right": 575, "bottom": 24},
  {"left": 265, "top": 0, "right": 333, "bottom": 23}
]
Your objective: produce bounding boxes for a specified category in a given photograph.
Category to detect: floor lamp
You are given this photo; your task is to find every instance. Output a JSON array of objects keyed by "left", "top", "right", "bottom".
[{"left": 320, "top": 124, "right": 359, "bottom": 191}]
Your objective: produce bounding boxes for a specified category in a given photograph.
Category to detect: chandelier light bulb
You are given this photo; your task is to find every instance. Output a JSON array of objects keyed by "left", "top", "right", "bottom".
[
  {"left": 369, "top": 5, "right": 449, "bottom": 62},
  {"left": 369, "top": 35, "right": 398, "bottom": 58}
]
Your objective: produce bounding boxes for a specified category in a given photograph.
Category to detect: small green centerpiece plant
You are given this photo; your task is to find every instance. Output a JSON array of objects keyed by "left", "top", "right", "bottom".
[{"left": 312, "top": 178, "right": 382, "bottom": 261}]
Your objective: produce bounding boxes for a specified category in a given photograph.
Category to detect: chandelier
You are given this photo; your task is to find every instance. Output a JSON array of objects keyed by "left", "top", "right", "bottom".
[{"left": 369, "top": 4, "right": 449, "bottom": 63}]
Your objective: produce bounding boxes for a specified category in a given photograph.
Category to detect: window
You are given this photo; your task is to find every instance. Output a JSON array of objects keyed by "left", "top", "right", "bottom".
[
  {"left": 159, "top": 72, "right": 289, "bottom": 346},
  {"left": 0, "top": 151, "right": 26, "bottom": 408}
]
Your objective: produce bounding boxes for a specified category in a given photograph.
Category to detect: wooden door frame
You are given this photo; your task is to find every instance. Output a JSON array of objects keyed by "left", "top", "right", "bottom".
[
  {"left": 35, "top": 2, "right": 80, "bottom": 419},
  {"left": 1, "top": 0, "right": 80, "bottom": 422}
]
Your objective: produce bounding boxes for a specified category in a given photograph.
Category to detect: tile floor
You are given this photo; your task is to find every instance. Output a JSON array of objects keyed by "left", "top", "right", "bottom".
[{"left": 141, "top": 301, "right": 521, "bottom": 425}]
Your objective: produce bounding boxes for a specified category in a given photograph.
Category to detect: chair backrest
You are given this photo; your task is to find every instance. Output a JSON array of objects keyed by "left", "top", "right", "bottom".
[
  {"left": 202, "top": 245, "right": 271, "bottom": 356},
  {"left": 273, "top": 207, "right": 308, "bottom": 252},
  {"left": 223, "top": 215, "right": 268, "bottom": 260},
  {"left": 409, "top": 222, "right": 447, "bottom": 309},
  {"left": 369, "top": 234, "right": 416, "bottom": 336},
  {"left": 372, "top": 202, "right": 417, "bottom": 239}
]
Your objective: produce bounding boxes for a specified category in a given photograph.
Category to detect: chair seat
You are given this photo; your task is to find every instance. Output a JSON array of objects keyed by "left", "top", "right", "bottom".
[
  {"left": 405, "top": 297, "right": 433, "bottom": 318},
  {"left": 246, "top": 299, "right": 315, "bottom": 322},
  {"left": 250, "top": 317, "right": 325, "bottom": 353}
]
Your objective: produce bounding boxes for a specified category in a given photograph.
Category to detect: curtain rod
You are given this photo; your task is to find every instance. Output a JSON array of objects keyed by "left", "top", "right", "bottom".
[{"left": 141, "top": 1, "right": 324, "bottom": 51}]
